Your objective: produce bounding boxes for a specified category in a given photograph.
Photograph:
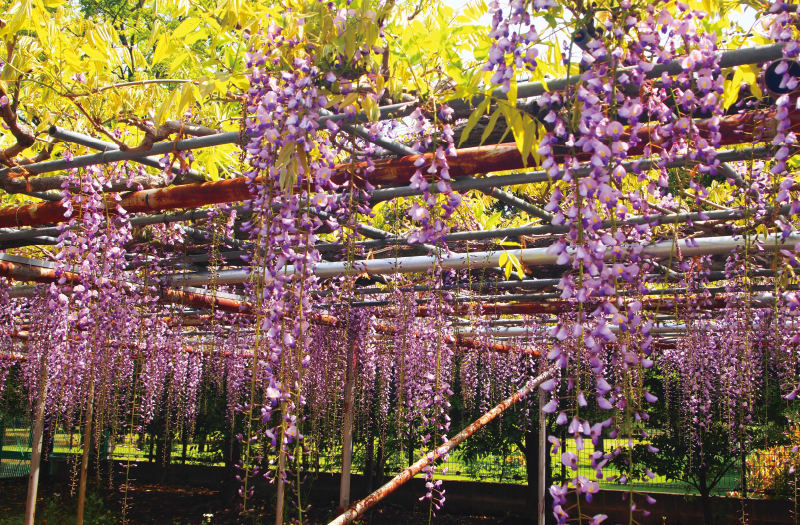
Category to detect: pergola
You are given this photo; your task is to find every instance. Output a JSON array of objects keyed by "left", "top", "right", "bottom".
[{"left": 1, "top": 4, "right": 799, "bottom": 525}]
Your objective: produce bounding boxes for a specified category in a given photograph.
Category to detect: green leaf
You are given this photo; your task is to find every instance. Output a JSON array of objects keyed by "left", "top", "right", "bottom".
[
  {"left": 279, "top": 161, "right": 297, "bottom": 191},
  {"left": 480, "top": 108, "right": 502, "bottom": 145},
  {"left": 340, "top": 92, "right": 359, "bottom": 109},
  {"left": 739, "top": 64, "right": 762, "bottom": 100},
  {"left": 153, "top": 87, "right": 181, "bottom": 125},
  {"left": 169, "top": 52, "right": 190, "bottom": 75},
  {"left": 458, "top": 97, "right": 490, "bottom": 147},
  {"left": 345, "top": 25, "right": 356, "bottom": 59},
  {"left": 484, "top": 210, "right": 502, "bottom": 230},
  {"left": 507, "top": 77, "right": 517, "bottom": 105},
  {"left": 276, "top": 142, "right": 296, "bottom": 169},
  {"left": 185, "top": 28, "right": 208, "bottom": 46},
  {"left": 298, "top": 147, "right": 310, "bottom": 177},
  {"left": 507, "top": 253, "right": 525, "bottom": 278},
  {"left": 498, "top": 252, "right": 509, "bottom": 268},
  {"left": 516, "top": 115, "right": 537, "bottom": 168},
  {"left": 152, "top": 35, "right": 170, "bottom": 65},
  {"left": 177, "top": 81, "right": 195, "bottom": 113},
  {"left": 174, "top": 18, "right": 201, "bottom": 40}
]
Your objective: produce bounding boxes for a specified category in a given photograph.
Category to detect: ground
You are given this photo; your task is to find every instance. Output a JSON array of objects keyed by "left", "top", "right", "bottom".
[{"left": 0, "top": 476, "right": 531, "bottom": 525}]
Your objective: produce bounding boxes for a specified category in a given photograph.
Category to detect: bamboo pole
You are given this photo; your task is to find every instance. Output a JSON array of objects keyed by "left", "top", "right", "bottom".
[
  {"left": 326, "top": 367, "right": 555, "bottom": 525},
  {"left": 23, "top": 357, "right": 48, "bottom": 525}
]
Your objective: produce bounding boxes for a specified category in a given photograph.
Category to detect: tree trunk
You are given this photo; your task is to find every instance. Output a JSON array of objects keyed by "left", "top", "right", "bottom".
[
  {"left": 221, "top": 431, "right": 241, "bottom": 504},
  {"left": 156, "top": 433, "right": 173, "bottom": 466},
  {"left": 182, "top": 433, "right": 188, "bottom": 465},
  {"left": 39, "top": 422, "right": 54, "bottom": 479},
  {"left": 521, "top": 426, "right": 540, "bottom": 522},
  {"left": 698, "top": 468, "right": 714, "bottom": 525},
  {"left": 375, "top": 442, "right": 385, "bottom": 489},
  {"left": 365, "top": 434, "right": 374, "bottom": 495},
  {"left": 148, "top": 434, "right": 154, "bottom": 463}
]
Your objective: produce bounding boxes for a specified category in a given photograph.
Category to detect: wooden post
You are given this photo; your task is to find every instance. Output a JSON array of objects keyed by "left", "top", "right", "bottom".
[
  {"left": 76, "top": 378, "right": 95, "bottom": 525},
  {"left": 338, "top": 340, "right": 357, "bottom": 511},
  {"left": 537, "top": 393, "right": 547, "bottom": 525},
  {"left": 23, "top": 362, "right": 48, "bottom": 525}
]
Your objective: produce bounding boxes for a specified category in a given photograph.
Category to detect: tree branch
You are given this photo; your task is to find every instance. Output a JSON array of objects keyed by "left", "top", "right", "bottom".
[
  {"left": 70, "top": 100, "right": 128, "bottom": 149},
  {"left": 63, "top": 79, "right": 193, "bottom": 98},
  {"left": 0, "top": 84, "right": 36, "bottom": 168},
  {"left": 119, "top": 118, "right": 222, "bottom": 153},
  {"left": 0, "top": 168, "right": 174, "bottom": 194},
  {"left": 17, "top": 141, "right": 55, "bottom": 166}
]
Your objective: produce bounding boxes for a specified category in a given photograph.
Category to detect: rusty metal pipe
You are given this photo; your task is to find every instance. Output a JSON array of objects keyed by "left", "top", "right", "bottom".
[{"left": 326, "top": 367, "right": 556, "bottom": 525}]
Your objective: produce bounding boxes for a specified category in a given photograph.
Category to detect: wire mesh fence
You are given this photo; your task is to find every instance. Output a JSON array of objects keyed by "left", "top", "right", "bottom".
[
  {"left": 323, "top": 438, "right": 748, "bottom": 496},
  {"left": 2, "top": 420, "right": 798, "bottom": 501},
  {"left": 0, "top": 417, "right": 32, "bottom": 478}
]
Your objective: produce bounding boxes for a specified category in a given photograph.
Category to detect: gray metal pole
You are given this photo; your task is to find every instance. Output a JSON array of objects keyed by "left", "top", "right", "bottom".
[
  {"left": 49, "top": 127, "right": 207, "bottom": 183},
  {"left": 447, "top": 43, "right": 785, "bottom": 112},
  {"left": 5, "top": 101, "right": 415, "bottom": 179},
  {"left": 275, "top": 432, "right": 286, "bottom": 525},
  {"left": 164, "top": 233, "right": 800, "bottom": 283}
]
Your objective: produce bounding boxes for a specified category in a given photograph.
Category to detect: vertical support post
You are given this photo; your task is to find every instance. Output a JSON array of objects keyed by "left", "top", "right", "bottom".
[
  {"left": 741, "top": 450, "right": 748, "bottom": 498},
  {"left": 76, "top": 378, "right": 95, "bottom": 525},
  {"left": 275, "top": 435, "right": 286, "bottom": 525},
  {"left": 338, "top": 340, "right": 357, "bottom": 512},
  {"left": 537, "top": 393, "right": 547, "bottom": 525},
  {"left": 23, "top": 361, "right": 48, "bottom": 525}
]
